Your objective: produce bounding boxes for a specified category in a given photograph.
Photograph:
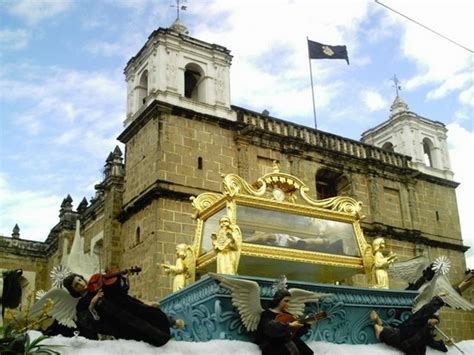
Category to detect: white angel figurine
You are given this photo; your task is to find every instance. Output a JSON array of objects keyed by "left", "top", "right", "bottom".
[
  {"left": 209, "top": 273, "right": 330, "bottom": 355},
  {"left": 412, "top": 256, "right": 474, "bottom": 312},
  {"left": 389, "top": 255, "right": 474, "bottom": 312}
]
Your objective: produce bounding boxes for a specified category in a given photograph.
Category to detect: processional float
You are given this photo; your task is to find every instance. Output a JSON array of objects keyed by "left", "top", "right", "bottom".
[{"left": 160, "top": 164, "right": 416, "bottom": 343}]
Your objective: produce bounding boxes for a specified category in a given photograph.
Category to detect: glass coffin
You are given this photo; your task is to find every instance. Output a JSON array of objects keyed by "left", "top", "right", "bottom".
[{"left": 191, "top": 168, "right": 370, "bottom": 284}]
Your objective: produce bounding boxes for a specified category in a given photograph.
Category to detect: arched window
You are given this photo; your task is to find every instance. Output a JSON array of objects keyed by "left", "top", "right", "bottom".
[
  {"left": 382, "top": 142, "right": 394, "bottom": 152},
  {"left": 197, "top": 157, "right": 203, "bottom": 170},
  {"left": 316, "top": 168, "right": 351, "bottom": 199},
  {"left": 184, "top": 63, "right": 204, "bottom": 101},
  {"left": 135, "top": 226, "right": 141, "bottom": 244},
  {"left": 137, "top": 70, "right": 148, "bottom": 105},
  {"left": 423, "top": 138, "right": 434, "bottom": 167}
]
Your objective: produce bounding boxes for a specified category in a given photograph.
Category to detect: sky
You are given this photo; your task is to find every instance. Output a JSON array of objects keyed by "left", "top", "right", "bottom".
[
  {"left": 0, "top": 1, "right": 473, "bottom": 267},
  {"left": 28, "top": 330, "right": 474, "bottom": 354}
]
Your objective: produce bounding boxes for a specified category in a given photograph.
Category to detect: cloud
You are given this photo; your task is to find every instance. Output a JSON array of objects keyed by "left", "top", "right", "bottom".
[
  {"left": 459, "top": 86, "right": 473, "bottom": 107},
  {"left": 447, "top": 123, "right": 474, "bottom": 268},
  {"left": 0, "top": 28, "right": 29, "bottom": 50},
  {"left": 0, "top": 64, "right": 124, "bottom": 138},
  {"left": 0, "top": 173, "right": 61, "bottom": 240},
  {"left": 7, "top": 0, "right": 73, "bottom": 25},
  {"left": 426, "top": 72, "right": 471, "bottom": 100},
  {"left": 361, "top": 90, "right": 389, "bottom": 111},
  {"left": 189, "top": 0, "right": 370, "bottom": 118},
  {"left": 382, "top": 1, "right": 473, "bottom": 101}
]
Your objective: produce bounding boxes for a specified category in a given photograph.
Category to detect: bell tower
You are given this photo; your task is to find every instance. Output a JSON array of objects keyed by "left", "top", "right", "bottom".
[
  {"left": 361, "top": 94, "right": 454, "bottom": 180},
  {"left": 123, "top": 18, "right": 235, "bottom": 127}
]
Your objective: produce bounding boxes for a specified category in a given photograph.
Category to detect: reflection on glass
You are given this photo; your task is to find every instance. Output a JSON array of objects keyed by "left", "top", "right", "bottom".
[{"left": 237, "top": 206, "right": 360, "bottom": 257}]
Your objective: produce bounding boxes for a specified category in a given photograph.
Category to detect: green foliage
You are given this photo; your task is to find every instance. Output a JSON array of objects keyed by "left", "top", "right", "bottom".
[
  {"left": 24, "top": 334, "right": 62, "bottom": 354},
  {"left": 0, "top": 325, "right": 62, "bottom": 355}
]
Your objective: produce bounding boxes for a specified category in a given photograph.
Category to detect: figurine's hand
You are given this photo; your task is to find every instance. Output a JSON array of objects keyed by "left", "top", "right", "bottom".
[
  {"left": 91, "top": 289, "right": 104, "bottom": 307},
  {"left": 446, "top": 337, "right": 455, "bottom": 346},
  {"left": 162, "top": 264, "right": 170, "bottom": 272},
  {"left": 289, "top": 320, "right": 303, "bottom": 328},
  {"left": 174, "top": 319, "right": 185, "bottom": 329}
]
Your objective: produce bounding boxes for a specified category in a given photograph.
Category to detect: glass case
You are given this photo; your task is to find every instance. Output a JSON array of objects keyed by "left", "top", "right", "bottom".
[{"left": 191, "top": 168, "right": 370, "bottom": 284}]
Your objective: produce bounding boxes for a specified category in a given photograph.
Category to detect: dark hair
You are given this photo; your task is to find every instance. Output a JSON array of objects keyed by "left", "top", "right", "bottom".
[
  {"left": 63, "top": 273, "right": 86, "bottom": 298},
  {"left": 268, "top": 289, "right": 291, "bottom": 308}
]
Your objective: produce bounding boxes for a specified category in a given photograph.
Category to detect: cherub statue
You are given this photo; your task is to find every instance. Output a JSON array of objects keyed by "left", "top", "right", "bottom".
[
  {"left": 211, "top": 216, "right": 242, "bottom": 274},
  {"left": 209, "top": 273, "right": 330, "bottom": 355},
  {"left": 389, "top": 255, "right": 474, "bottom": 312},
  {"left": 161, "top": 243, "right": 195, "bottom": 292},
  {"left": 371, "top": 237, "right": 397, "bottom": 289}
]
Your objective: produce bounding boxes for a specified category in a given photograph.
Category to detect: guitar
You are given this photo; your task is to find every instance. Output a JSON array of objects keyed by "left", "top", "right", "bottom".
[
  {"left": 87, "top": 266, "right": 142, "bottom": 293},
  {"left": 275, "top": 311, "right": 327, "bottom": 337}
]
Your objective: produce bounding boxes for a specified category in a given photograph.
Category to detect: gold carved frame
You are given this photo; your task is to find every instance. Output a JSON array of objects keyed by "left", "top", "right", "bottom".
[{"left": 190, "top": 166, "right": 370, "bottom": 283}]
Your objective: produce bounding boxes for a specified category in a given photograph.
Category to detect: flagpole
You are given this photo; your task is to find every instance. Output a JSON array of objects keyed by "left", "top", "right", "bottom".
[{"left": 307, "top": 37, "right": 317, "bottom": 129}]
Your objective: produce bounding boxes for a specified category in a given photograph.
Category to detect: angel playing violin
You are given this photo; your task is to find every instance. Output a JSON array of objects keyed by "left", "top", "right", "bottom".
[
  {"left": 30, "top": 267, "right": 185, "bottom": 347},
  {"left": 209, "top": 273, "right": 331, "bottom": 355}
]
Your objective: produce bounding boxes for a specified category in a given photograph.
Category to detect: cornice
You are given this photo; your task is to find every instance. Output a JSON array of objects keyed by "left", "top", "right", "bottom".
[{"left": 362, "top": 222, "right": 469, "bottom": 252}]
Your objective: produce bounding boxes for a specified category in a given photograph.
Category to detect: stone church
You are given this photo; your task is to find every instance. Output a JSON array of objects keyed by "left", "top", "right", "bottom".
[{"left": 1, "top": 19, "right": 472, "bottom": 339}]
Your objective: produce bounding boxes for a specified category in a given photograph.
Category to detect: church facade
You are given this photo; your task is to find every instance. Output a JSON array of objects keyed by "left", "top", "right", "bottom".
[{"left": 1, "top": 20, "right": 472, "bottom": 339}]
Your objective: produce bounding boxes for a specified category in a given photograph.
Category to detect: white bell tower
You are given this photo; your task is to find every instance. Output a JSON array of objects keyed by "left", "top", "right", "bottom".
[
  {"left": 124, "top": 18, "right": 235, "bottom": 127},
  {"left": 361, "top": 94, "right": 454, "bottom": 180}
]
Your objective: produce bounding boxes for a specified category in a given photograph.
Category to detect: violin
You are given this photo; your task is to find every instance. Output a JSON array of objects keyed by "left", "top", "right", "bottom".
[
  {"left": 275, "top": 311, "right": 327, "bottom": 336},
  {"left": 87, "top": 266, "right": 141, "bottom": 293}
]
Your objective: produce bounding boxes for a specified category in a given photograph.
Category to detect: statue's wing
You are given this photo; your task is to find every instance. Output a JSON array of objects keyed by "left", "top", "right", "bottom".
[
  {"left": 30, "top": 288, "right": 78, "bottom": 328},
  {"left": 389, "top": 255, "right": 430, "bottom": 283},
  {"left": 362, "top": 245, "right": 374, "bottom": 284},
  {"left": 208, "top": 273, "right": 263, "bottom": 332},
  {"left": 287, "top": 288, "right": 333, "bottom": 317},
  {"left": 414, "top": 274, "right": 474, "bottom": 312},
  {"left": 184, "top": 246, "right": 196, "bottom": 283}
]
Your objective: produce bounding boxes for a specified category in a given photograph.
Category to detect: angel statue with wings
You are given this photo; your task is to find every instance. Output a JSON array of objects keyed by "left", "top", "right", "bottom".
[
  {"left": 370, "top": 294, "right": 452, "bottom": 355},
  {"left": 161, "top": 243, "right": 195, "bottom": 292},
  {"left": 369, "top": 255, "right": 474, "bottom": 355},
  {"left": 211, "top": 216, "right": 242, "bottom": 274},
  {"left": 369, "top": 237, "right": 397, "bottom": 289},
  {"left": 30, "top": 269, "right": 185, "bottom": 347},
  {"left": 209, "top": 273, "right": 330, "bottom": 355}
]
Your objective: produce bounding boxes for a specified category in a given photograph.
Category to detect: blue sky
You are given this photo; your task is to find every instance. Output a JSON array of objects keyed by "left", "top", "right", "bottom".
[{"left": 0, "top": 0, "right": 473, "bottom": 266}]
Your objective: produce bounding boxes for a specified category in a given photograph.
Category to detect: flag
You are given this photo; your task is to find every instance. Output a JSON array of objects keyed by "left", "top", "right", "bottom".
[{"left": 307, "top": 39, "right": 349, "bottom": 65}]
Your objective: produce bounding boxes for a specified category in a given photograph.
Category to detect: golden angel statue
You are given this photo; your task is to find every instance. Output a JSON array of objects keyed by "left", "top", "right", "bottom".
[
  {"left": 161, "top": 243, "right": 195, "bottom": 292},
  {"left": 364, "top": 237, "right": 397, "bottom": 289},
  {"left": 211, "top": 216, "right": 242, "bottom": 274}
]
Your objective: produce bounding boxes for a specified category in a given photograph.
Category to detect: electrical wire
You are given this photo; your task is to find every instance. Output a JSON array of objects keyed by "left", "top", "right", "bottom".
[{"left": 375, "top": 0, "right": 473, "bottom": 53}]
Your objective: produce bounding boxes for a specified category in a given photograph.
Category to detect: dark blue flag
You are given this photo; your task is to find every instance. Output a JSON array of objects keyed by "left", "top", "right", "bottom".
[{"left": 308, "top": 39, "right": 349, "bottom": 65}]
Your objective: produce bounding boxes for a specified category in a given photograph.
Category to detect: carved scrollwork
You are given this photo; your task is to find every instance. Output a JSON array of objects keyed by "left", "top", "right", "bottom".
[
  {"left": 190, "top": 193, "right": 223, "bottom": 215},
  {"left": 223, "top": 174, "right": 266, "bottom": 197},
  {"left": 300, "top": 194, "right": 364, "bottom": 219}
]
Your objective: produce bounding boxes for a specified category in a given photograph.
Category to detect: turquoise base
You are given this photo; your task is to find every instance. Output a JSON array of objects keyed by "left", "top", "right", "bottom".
[{"left": 160, "top": 275, "right": 418, "bottom": 344}]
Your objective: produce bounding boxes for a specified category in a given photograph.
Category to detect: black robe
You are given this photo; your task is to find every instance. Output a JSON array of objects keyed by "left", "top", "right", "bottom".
[
  {"left": 255, "top": 309, "right": 313, "bottom": 355},
  {"left": 379, "top": 296, "right": 448, "bottom": 355},
  {"left": 75, "top": 276, "right": 172, "bottom": 347}
]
